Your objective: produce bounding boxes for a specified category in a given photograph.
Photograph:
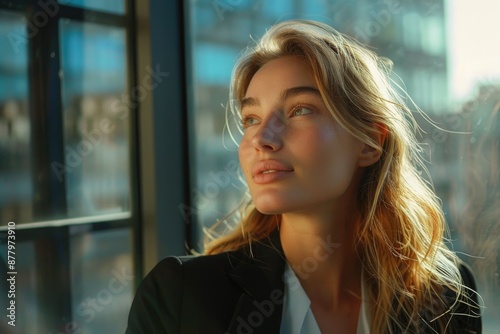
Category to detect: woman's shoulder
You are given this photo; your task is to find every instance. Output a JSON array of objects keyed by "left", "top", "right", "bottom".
[
  {"left": 145, "top": 251, "right": 250, "bottom": 285},
  {"left": 148, "top": 232, "right": 284, "bottom": 280},
  {"left": 451, "top": 261, "right": 482, "bottom": 332},
  {"left": 457, "top": 262, "right": 477, "bottom": 291},
  {"left": 420, "top": 261, "right": 482, "bottom": 333},
  {"left": 148, "top": 250, "right": 246, "bottom": 279},
  {"left": 126, "top": 251, "right": 249, "bottom": 333}
]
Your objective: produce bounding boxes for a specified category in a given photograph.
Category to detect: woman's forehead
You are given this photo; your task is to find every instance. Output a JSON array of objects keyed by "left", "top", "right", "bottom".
[{"left": 244, "top": 56, "right": 317, "bottom": 99}]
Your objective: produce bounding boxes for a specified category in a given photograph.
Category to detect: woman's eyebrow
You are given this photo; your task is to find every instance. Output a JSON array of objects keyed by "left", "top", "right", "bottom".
[
  {"left": 280, "top": 86, "right": 321, "bottom": 101},
  {"left": 241, "top": 86, "right": 321, "bottom": 110},
  {"left": 240, "top": 96, "right": 259, "bottom": 110}
]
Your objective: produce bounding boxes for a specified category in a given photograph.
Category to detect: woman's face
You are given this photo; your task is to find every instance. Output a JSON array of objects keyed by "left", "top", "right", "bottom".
[{"left": 238, "top": 56, "right": 370, "bottom": 215}]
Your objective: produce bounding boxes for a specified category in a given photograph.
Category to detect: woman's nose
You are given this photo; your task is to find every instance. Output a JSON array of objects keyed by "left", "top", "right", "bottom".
[{"left": 251, "top": 114, "right": 285, "bottom": 151}]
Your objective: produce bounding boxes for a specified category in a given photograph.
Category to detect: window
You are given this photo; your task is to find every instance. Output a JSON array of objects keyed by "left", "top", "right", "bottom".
[
  {"left": 0, "top": 1, "right": 137, "bottom": 332},
  {"left": 186, "top": 0, "right": 500, "bottom": 331},
  {"left": 59, "top": 20, "right": 131, "bottom": 219},
  {"left": 0, "top": 9, "right": 31, "bottom": 224}
]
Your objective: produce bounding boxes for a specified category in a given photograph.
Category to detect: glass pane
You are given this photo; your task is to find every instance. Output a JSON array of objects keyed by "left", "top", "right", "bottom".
[
  {"left": 70, "top": 226, "right": 133, "bottom": 333},
  {"left": 187, "top": 0, "right": 500, "bottom": 331},
  {"left": 59, "top": 20, "right": 131, "bottom": 219},
  {"left": 65, "top": 0, "right": 126, "bottom": 15},
  {"left": 0, "top": 10, "right": 32, "bottom": 226}
]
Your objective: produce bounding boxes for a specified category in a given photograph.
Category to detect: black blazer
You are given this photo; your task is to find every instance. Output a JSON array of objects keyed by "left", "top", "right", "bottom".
[{"left": 126, "top": 231, "right": 481, "bottom": 333}]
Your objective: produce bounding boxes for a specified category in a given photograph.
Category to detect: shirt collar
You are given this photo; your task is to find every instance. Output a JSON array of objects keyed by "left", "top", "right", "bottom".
[{"left": 281, "top": 263, "right": 320, "bottom": 333}]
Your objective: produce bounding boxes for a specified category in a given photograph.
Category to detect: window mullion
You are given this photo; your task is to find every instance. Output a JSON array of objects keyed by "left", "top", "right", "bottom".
[
  {"left": 28, "top": 2, "right": 72, "bottom": 330},
  {"left": 29, "top": 4, "right": 67, "bottom": 220}
]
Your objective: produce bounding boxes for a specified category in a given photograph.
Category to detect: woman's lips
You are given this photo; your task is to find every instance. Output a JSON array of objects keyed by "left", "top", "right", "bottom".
[{"left": 251, "top": 160, "right": 294, "bottom": 184}]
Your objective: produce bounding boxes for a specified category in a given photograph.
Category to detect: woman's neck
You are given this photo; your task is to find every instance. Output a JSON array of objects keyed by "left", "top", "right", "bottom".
[{"left": 279, "top": 205, "right": 362, "bottom": 309}]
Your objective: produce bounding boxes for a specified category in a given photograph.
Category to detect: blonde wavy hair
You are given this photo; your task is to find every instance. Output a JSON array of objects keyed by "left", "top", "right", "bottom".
[{"left": 204, "top": 20, "right": 479, "bottom": 332}]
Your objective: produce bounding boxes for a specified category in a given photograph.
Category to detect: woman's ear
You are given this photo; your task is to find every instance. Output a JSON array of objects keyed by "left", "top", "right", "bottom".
[
  {"left": 375, "top": 123, "right": 388, "bottom": 145},
  {"left": 358, "top": 123, "right": 387, "bottom": 167}
]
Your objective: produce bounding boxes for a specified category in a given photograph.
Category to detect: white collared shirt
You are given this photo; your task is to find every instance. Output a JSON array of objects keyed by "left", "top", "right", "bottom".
[{"left": 280, "top": 263, "right": 371, "bottom": 334}]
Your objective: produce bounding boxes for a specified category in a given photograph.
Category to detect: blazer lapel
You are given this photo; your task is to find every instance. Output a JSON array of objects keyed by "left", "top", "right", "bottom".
[{"left": 225, "top": 230, "right": 287, "bottom": 334}]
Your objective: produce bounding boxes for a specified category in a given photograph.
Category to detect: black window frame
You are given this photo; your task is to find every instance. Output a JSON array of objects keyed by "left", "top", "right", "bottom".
[{"left": 0, "top": 0, "right": 144, "bottom": 330}]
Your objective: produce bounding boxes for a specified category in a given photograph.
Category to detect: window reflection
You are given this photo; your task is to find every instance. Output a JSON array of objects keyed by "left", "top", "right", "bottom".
[
  {"left": 187, "top": 0, "right": 500, "bottom": 330},
  {"left": 0, "top": 3, "right": 135, "bottom": 333},
  {"left": 0, "top": 10, "right": 33, "bottom": 225},
  {"left": 447, "top": 86, "right": 500, "bottom": 326},
  {"left": 70, "top": 226, "right": 133, "bottom": 333},
  {"left": 66, "top": 0, "right": 125, "bottom": 15},
  {"left": 59, "top": 20, "right": 131, "bottom": 219}
]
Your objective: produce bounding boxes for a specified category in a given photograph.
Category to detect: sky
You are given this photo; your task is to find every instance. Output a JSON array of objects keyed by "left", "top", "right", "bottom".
[{"left": 446, "top": 0, "right": 500, "bottom": 103}]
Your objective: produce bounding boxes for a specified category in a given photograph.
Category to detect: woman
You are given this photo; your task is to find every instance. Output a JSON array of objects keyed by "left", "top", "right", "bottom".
[{"left": 126, "top": 20, "right": 482, "bottom": 333}]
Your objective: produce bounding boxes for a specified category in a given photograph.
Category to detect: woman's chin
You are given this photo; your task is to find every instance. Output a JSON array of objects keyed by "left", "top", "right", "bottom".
[{"left": 253, "top": 200, "right": 292, "bottom": 215}]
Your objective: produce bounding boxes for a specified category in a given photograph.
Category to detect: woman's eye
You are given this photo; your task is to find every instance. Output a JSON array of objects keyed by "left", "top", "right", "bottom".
[
  {"left": 291, "top": 106, "right": 313, "bottom": 117},
  {"left": 241, "top": 116, "right": 259, "bottom": 128}
]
